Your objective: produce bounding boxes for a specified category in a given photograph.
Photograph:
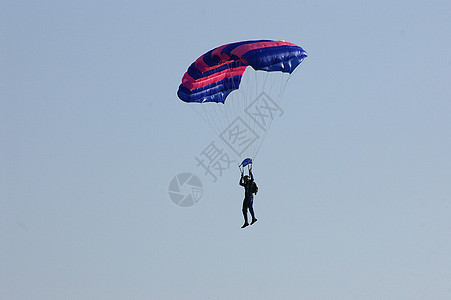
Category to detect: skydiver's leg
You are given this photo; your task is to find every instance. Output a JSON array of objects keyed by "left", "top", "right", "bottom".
[
  {"left": 242, "top": 199, "right": 248, "bottom": 223},
  {"left": 248, "top": 199, "right": 255, "bottom": 219},
  {"left": 249, "top": 198, "right": 257, "bottom": 225},
  {"left": 242, "top": 199, "right": 249, "bottom": 228}
]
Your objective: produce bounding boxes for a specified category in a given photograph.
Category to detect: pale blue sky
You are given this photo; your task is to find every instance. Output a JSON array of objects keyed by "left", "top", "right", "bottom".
[{"left": 2, "top": 1, "right": 450, "bottom": 299}]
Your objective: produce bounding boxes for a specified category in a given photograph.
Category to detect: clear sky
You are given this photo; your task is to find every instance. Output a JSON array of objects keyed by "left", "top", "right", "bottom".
[{"left": 2, "top": 1, "right": 450, "bottom": 299}]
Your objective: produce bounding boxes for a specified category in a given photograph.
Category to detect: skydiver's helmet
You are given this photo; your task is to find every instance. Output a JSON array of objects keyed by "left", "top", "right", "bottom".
[{"left": 243, "top": 175, "right": 250, "bottom": 182}]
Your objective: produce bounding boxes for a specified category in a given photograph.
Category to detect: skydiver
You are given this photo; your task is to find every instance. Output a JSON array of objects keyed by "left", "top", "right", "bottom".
[{"left": 240, "top": 167, "right": 257, "bottom": 228}]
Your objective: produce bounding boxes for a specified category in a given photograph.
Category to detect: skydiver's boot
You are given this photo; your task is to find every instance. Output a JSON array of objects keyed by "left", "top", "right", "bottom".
[
  {"left": 242, "top": 209, "right": 249, "bottom": 228},
  {"left": 251, "top": 218, "right": 257, "bottom": 225}
]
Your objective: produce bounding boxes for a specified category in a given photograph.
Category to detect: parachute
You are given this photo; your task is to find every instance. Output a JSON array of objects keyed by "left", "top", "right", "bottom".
[{"left": 177, "top": 40, "right": 307, "bottom": 163}]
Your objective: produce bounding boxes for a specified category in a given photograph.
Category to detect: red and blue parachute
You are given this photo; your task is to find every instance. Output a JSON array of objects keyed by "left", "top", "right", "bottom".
[
  {"left": 177, "top": 40, "right": 307, "bottom": 164},
  {"left": 178, "top": 40, "right": 307, "bottom": 104}
]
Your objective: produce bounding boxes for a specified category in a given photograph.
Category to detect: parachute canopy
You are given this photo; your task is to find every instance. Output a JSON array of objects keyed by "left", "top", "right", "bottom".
[{"left": 178, "top": 40, "right": 307, "bottom": 104}]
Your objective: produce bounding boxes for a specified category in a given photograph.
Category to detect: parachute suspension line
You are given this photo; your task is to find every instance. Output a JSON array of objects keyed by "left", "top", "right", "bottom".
[
  {"left": 277, "top": 74, "right": 293, "bottom": 116},
  {"left": 251, "top": 72, "right": 277, "bottom": 158},
  {"left": 254, "top": 71, "right": 271, "bottom": 157},
  {"left": 250, "top": 71, "right": 267, "bottom": 160},
  {"left": 253, "top": 70, "right": 263, "bottom": 157},
  {"left": 246, "top": 69, "right": 257, "bottom": 159},
  {"left": 188, "top": 72, "right": 294, "bottom": 164},
  {"left": 216, "top": 102, "right": 228, "bottom": 130},
  {"left": 208, "top": 102, "right": 230, "bottom": 139},
  {"left": 205, "top": 104, "right": 224, "bottom": 138},
  {"left": 221, "top": 62, "right": 234, "bottom": 130},
  {"left": 252, "top": 72, "right": 292, "bottom": 157},
  {"left": 277, "top": 73, "right": 292, "bottom": 106},
  {"left": 239, "top": 69, "right": 256, "bottom": 161},
  {"left": 188, "top": 104, "right": 221, "bottom": 139},
  {"left": 205, "top": 104, "right": 223, "bottom": 137}
]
